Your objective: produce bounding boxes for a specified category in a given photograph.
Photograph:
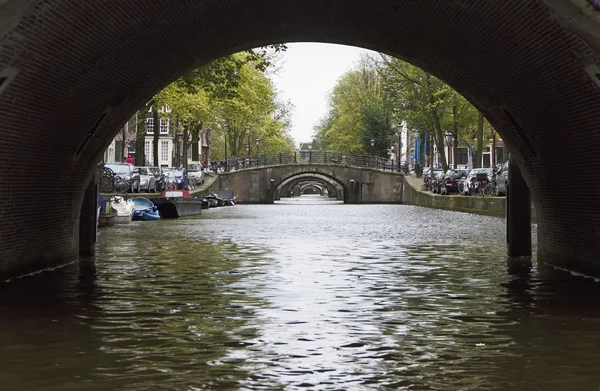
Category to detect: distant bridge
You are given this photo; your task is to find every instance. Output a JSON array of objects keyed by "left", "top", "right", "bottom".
[{"left": 217, "top": 152, "right": 405, "bottom": 204}]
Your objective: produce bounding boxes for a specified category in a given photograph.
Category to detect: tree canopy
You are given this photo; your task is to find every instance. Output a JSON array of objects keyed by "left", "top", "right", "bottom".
[
  {"left": 133, "top": 45, "right": 295, "bottom": 165},
  {"left": 313, "top": 53, "right": 496, "bottom": 170}
]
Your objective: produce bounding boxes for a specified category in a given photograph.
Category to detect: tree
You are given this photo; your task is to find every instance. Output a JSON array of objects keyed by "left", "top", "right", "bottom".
[{"left": 313, "top": 58, "right": 394, "bottom": 156}]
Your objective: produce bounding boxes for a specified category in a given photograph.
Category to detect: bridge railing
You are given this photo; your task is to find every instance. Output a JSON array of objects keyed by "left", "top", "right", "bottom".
[{"left": 220, "top": 151, "right": 408, "bottom": 173}]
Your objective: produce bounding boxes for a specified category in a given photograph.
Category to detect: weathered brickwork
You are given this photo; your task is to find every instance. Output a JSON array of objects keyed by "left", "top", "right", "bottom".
[{"left": 1, "top": 0, "right": 600, "bottom": 277}]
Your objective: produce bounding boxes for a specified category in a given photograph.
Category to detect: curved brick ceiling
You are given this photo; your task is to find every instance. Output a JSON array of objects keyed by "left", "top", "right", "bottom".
[{"left": 1, "top": 0, "right": 600, "bottom": 275}]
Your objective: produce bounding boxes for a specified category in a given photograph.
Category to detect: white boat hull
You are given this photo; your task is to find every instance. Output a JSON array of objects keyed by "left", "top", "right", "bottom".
[
  {"left": 116, "top": 213, "right": 133, "bottom": 224},
  {"left": 112, "top": 196, "right": 134, "bottom": 224}
]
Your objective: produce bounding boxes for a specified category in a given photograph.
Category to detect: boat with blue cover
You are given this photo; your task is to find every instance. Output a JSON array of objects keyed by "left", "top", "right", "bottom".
[{"left": 127, "top": 197, "right": 161, "bottom": 221}]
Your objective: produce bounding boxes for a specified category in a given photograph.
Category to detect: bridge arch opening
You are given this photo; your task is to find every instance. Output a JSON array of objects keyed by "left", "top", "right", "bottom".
[
  {"left": 275, "top": 172, "right": 346, "bottom": 203},
  {"left": 299, "top": 183, "right": 327, "bottom": 196},
  {"left": 1, "top": 1, "right": 600, "bottom": 277}
]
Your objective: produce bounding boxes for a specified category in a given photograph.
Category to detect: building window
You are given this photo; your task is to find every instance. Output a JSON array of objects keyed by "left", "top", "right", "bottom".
[
  {"left": 146, "top": 118, "right": 154, "bottom": 134},
  {"left": 161, "top": 141, "right": 169, "bottom": 162},
  {"left": 455, "top": 148, "right": 468, "bottom": 166},
  {"left": 145, "top": 141, "right": 153, "bottom": 164},
  {"left": 159, "top": 118, "right": 169, "bottom": 134},
  {"left": 495, "top": 147, "right": 504, "bottom": 164}
]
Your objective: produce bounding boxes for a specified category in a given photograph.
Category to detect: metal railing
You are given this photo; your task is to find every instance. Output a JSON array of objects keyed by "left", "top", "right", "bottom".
[{"left": 214, "top": 151, "right": 410, "bottom": 173}]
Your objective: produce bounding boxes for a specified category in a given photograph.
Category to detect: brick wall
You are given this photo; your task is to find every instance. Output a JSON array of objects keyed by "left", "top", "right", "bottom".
[{"left": 1, "top": 0, "right": 600, "bottom": 277}]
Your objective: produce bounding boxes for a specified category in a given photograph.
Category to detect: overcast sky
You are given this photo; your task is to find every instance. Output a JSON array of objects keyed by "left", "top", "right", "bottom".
[{"left": 271, "top": 43, "right": 373, "bottom": 146}]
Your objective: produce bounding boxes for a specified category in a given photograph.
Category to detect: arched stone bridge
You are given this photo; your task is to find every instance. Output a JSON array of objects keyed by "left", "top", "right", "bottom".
[
  {"left": 2, "top": 0, "right": 600, "bottom": 278},
  {"left": 218, "top": 164, "right": 404, "bottom": 204}
]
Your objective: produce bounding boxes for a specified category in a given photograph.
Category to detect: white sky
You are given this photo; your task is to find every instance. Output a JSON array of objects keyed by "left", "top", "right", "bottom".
[{"left": 271, "top": 43, "right": 372, "bottom": 146}]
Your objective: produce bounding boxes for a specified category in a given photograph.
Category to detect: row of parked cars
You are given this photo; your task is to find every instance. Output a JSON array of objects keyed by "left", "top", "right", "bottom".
[
  {"left": 423, "top": 160, "right": 509, "bottom": 196},
  {"left": 103, "top": 163, "right": 206, "bottom": 193}
]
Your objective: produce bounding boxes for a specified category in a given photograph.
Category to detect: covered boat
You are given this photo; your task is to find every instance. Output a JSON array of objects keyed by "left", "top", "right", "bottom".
[
  {"left": 214, "top": 190, "right": 236, "bottom": 206},
  {"left": 127, "top": 197, "right": 161, "bottom": 221},
  {"left": 150, "top": 190, "right": 203, "bottom": 218}
]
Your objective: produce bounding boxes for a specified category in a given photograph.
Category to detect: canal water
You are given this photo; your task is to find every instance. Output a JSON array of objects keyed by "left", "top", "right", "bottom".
[{"left": 1, "top": 195, "right": 600, "bottom": 390}]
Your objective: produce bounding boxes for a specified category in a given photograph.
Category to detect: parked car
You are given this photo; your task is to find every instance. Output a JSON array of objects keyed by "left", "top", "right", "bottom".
[
  {"left": 496, "top": 161, "right": 509, "bottom": 196},
  {"left": 431, "top": 171, "right": 446, "bottom": 194},
  {"left": 423, "top": 167, "right": 444, "bottom": 191},
  {"left": 134, "top": 167, "right": 157, "bottom": 193},
  {"left": 187, "top": 163, "right": 205, "bottom": 185},
  {"left": 104, "top": 163, "right": 140, "bottom": 192},
  {"left": 461, "top": 168, "right": 489, "bottom": 196},
  {"left": 441, "top": 169, "right": 468, "bottom": 195},
  {"left": 162, "top": 167, "right": 190, "bottom": 190}
]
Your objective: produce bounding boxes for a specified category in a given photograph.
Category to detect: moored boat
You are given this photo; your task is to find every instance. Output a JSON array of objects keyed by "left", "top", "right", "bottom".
[
  {"left": 203, "top": 195, "right": 221, "bottom": 207},
  {"left": 98, "top": 208, "right": 117, "bottom": 226},
  {"left": 127, "top": 197, "right": 161, "bottom": 221},
  {"left": 111, "top": 196, "right": 134, "bottom": 223},
  {"left": 98, "top": 195, "right": 117, "bottom": 226},
  {"left": 150, "top": 190, "right": 203, "bottom": 218},
  {"left": 214, "top": 190, "right": 237, "bottom": 206}
]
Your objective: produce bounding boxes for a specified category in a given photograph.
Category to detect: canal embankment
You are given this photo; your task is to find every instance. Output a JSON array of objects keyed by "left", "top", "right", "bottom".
[{"left": 402, "top": 175, "right": 507, "bottom": 217}]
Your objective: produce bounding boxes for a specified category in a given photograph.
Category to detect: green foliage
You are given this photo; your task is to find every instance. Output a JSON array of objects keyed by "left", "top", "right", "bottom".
[
  {"left": 314, "top": 52, "right": 496, "bottom": 168},
  {"left": 139, "top": 45, "right": 293, "bottom": 162},
  {"left": 313, "top": 60, "right": 394, "bottom": 156}
]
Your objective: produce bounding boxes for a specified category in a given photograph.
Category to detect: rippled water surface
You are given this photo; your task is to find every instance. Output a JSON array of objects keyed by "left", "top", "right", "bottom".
[{"left": 2, "top": 195, "right": 600, "bottom": 390}]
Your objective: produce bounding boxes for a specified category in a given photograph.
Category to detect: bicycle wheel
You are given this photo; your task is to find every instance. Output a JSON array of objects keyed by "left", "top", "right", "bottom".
[
  {"left": 114, "top": 177, "right": 129, "bottom": 194},
  {"left": 458, "top": 182, "right": 464, "bottom": 194},
  {"left": 482, "top": 184, "right": 492, "bottom": 196},
  {"left": 99, "top": 175, "right": 114, "bottom": 193}
]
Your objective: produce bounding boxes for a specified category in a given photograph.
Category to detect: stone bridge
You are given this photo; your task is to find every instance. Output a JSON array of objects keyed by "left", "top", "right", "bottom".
[
  {"left": 2, "top": 1, "right": 600, "bottom": 278},
  {"left": 218, "top": 164, "right": 404, "bottom": 204}
]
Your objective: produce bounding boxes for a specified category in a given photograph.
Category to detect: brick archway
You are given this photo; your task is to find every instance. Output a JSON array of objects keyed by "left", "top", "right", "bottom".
[{"left": 1, "top": 1, "right": 600, "bottom": 277}]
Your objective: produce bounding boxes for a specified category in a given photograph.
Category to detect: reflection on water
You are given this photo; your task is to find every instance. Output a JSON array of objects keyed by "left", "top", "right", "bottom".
[{"left": 1, "top": 195, "right": 600, "bottom": 390}]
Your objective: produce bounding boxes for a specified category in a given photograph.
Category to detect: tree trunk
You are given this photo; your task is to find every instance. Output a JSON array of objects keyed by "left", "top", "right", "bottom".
[
  {"left": 452, "top": 105, "right": 459, "bottom": 169},
  {"left": 153, "top": 108, "right": 159, "bottom": 167},
  {"left": 476, "top": 111, "right": 484, "bottom": 168},
  {"left": 120, "top": 125, "right": 126, "bottom": 161},
  {"left": 430, "top": 106, "right": 448, "bottom": 171},
  {"left": 418, "top": 131, "right": 425, "bottom": 167},
  {"left": 183, "top": 119, "right": 189, "bottom": 170},
  {"left": 426, "top": 74, "right": 448, "bottom": 171},
  {"left": 134, "top": 110, "right": 146, "bottom": 166}
]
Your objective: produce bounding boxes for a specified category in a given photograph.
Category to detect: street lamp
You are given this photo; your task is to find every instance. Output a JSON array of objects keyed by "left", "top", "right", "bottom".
[
  {"left": 245, "top": 126, "right": 251, "bottom": 167},
  {"left": 397, "top": 124, "right": 403, "bottom": 171},
  {"left": 256, "top": 138, "right": 260, "bottom": 166},
  {"left": 246, "top": 126, "right": 251, "bottom": 155},
  {"left": 473, "top": 138, "right": 478, "bottom": 169},
  {"left": 224, "top": 124, "right": 229, "bottom": 171},
  {"left": 445, "top": 131, "right": 453, "bottom": 169},
  {"left": 308, "top": 145, "right": 312, "bottom": 163}
]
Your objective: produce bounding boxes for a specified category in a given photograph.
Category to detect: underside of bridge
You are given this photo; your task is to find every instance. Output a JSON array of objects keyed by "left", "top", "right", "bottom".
[
  {"left": 275, "top": 174, "right": 344, "bottom": 201},
  {"left": 1, "top": 0, "right": 600, "bottom": 278}
]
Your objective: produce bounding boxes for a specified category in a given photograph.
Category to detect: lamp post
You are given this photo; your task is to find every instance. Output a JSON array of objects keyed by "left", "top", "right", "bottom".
[
  {"left": 308, "top": 145, "right": 312, "bottom": 163},
  {"left": 405, "top": 128, "right": 410, "bottom": 173},
  {"left": 256, "top": 138, "right": 260, "bottom": 166},
  {"left": 370, "top": 138, "right": 375, "bottom": 168},
  {"left": 473, "top": 137, "right": 478, "bottom": 168},
  {"left": 397, "top": 124, "right": 402, "bottom": 172},
  {"left": 224, "top": 124, "right": 229, "bottom": 172},
  {"left": 246, "top": 126, "right": 251, "bottom": 167},
  {"left": 445, "top": 131, "right": 453, "bottom": 170}
]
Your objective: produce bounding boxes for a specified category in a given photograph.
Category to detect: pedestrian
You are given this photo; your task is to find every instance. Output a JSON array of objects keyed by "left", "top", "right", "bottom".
[{"left": 125, "top": 155, "right": 134, "bottom": 164}]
